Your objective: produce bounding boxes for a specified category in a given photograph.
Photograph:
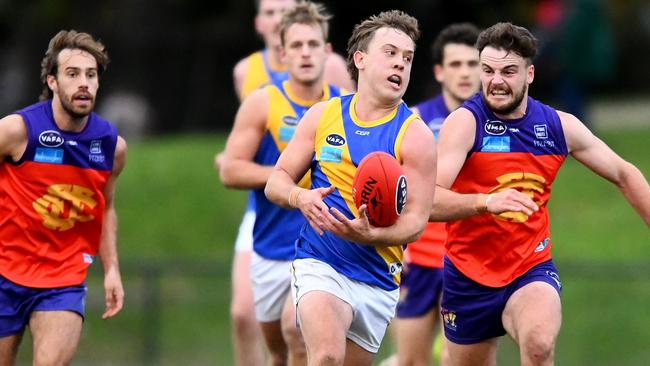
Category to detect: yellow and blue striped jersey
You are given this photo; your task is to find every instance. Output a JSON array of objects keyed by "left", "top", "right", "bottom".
[
  {"left": 239, "top": 50, "right": 288, "bottom": 101},
  {"left": 296, "top": 93, "right": 418, "bottom": 290}
]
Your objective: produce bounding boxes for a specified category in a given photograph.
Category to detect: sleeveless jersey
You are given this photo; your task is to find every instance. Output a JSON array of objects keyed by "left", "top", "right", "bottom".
[
  {"left": 407, "top": 95, "right": 450, "bottom": 268},
  {"left": 296, "top": 93, "right": 417, "bottom": 291},
  {"left": 239, "top": 49, "right": 289, "bottom": 101},
  {"left": 253, "top": 80, "right": 342, "bottom": 260},
  {"left": 446, "top": 93, "right": 568, "bottom": 287},
  {"left": 0, "top": 100, "right": 118, "bottom": 288}
]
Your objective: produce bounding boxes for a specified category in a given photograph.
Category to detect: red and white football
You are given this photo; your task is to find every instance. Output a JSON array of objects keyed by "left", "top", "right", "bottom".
[{"left": 352, "top": 151, "right": 407, "bottom": 227}]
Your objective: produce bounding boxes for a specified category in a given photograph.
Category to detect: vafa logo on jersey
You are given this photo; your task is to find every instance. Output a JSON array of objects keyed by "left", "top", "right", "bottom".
[
  {"left": 325, "top": 133, "right": 345, "bottom": 146},
  {"left": 39, "top": 130, "right": 64, "bottom": 147},
  {"left": 484, "top": 120, "right": 507, "bottom": 135}
]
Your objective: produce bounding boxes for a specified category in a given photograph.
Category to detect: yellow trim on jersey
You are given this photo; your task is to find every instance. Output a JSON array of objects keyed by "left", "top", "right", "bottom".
[
  {"left": 240, "top": 51, "right": 288, "bottom": 100},
  {"left": 393, "top": 114, "right": 418, "bottom": 163},
  {"left": 348, "top": 93, "right": 399, "bottom": 127}
]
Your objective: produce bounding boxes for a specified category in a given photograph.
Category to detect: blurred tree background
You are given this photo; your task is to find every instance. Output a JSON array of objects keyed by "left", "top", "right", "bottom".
[{"left": 0, "top": 0, "right": 648, "bottom": 135}]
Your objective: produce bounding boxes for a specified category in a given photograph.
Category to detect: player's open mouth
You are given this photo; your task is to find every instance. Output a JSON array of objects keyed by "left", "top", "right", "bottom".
[{"left": 388, "top": 75, "right": 401, "bottom": 87}]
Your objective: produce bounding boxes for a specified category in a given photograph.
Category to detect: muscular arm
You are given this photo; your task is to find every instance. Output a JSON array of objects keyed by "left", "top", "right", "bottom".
[
  {"left": 431, "top": 108, "right": 538, "bottom": 221},
  {"left": 100, "top": 136, "right": 127, "bottom": 319},
  {"left": 219, "top": 89, "right": 274, "bottom": 189},
  {"left": 0, "top": 114, "right": 28, "bottom": 162},
  {"left": 562, "top": 112, "right": 650, "bottom": 226},
  {"left": 233, "top": 57, "right": 248, "bottom": 101}
]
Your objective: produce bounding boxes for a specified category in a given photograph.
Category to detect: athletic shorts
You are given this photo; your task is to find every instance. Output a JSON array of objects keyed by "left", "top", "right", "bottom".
[
  {"left": 0, "top": 274, "right": 86, "bottom": 337},
  {"left": 250, "top": 251, "right": 292, "bottom": 322},
  {"left": 395, "top": 263, "right": 444, "bottom": 318},
  {"left": 234, "top": 210, "right": 255, "bottom": 252},
  {"left": 291, "top": 258, "right": 399, "bottom": 353},
  {"left": 441, "top": 257, "right": 562, "bottom": 344}
]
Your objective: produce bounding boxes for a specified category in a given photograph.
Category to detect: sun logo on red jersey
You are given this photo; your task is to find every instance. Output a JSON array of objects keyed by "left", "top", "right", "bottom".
[
  {"left": 489, "top": 172, "right": 546, "bottom": 223},
  {"left": 33, "top": 184, "right": 97, "bottom": 231}
]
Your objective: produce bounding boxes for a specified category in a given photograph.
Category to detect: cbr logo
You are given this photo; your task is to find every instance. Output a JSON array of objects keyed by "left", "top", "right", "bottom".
[
  {"left": 325, "top": 133, "right": 345, "bottom": 146},
  {"left": 39, "top": 130, "right": 64, "bottom": 147},
  {"left": 33, "top": 184, "right": 97, "bottom": 231},
  {"left": 485, "top": 120, "right": 507, "bottom": 135},
  {"left": 355, "top": 130, "right": 370, "bottom": 136}
]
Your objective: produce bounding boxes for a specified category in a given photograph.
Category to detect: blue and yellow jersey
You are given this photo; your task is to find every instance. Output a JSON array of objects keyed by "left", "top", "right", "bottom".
[
  {"left": 446, "top": 93, "right": 568, "bottom": 287},
  {"left": 296, "top": 93, "right": 418, "bottom": 290},
  {"left": 239, "top": 49, "right": 289, "bottom": 101},
  {"left": 253, "top": 80, "right": 342, "bottom": 260},
  {"left": 0, "top": 100, "right": 117, "bottom": 288}
]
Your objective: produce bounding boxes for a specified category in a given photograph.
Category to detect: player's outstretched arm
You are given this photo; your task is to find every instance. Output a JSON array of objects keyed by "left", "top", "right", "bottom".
[
  {"left": 324, "top": 118, "right": 436, "bottom": 246},
  {"left": 562, "top": 112, "right": 650, "bottom": 226},
  {"left": 265, "top": 102, "right": 335, "bottom": 235},
  {"left": 220, "top": 89, "right": 274, "bottom": 190},
  {"left": 431, "top": 108, "right": 538, "bottom": 221},
  {"left": 100, "top": 136, "right": 127, "bottom": 319}
]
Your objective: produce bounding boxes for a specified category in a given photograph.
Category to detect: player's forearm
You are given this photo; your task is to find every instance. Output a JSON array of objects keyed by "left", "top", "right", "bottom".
[
  {"left": 99, "top": 208, "right": 120, "bottom": 274},
  {"left": 265, "top": 168, "right": 300, "bottom": 209},
  {"left": 220, "top": 158, "right": 273, "bottom": 190},
  {"left": 617, "top": 162, "right": 650, "bottom": 227},
  {"left": 367, "top": 209, "right": 428, "bottom": 247},
  {"left": 430, "top": 186, "right": 485, "bottom": 221}
]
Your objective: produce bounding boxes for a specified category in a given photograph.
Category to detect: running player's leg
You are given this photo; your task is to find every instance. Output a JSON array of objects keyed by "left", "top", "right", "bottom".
[
  {"left": 0, "top": 332, "right": 23, "bottom": 366},
  {"left": 502, "top": 264, "right": 562, "bottom": 366},
  {"left": 30, "top": 311, "right": 82, "bottom": 366},
  {"left": 230, "top": 211, "right": 266, "bottom": 366},
  {"left": 281, "top": 292, "right": 306, "bottom": 366}
]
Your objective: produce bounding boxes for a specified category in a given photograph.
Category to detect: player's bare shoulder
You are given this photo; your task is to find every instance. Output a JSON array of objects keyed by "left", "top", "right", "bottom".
[
  {"left": 0, "top": 114, "right": 28, "bottom": 161},
  {"left": 233, "top": 56, "right": 250, "bottom": 96},
  {"left": 112, "top": 136, "right": 128, "bottom": 176}
]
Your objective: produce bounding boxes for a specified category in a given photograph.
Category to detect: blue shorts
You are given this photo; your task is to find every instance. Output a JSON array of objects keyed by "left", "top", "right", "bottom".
[
  {"left": 0, "top": 275, "right": 87, "bottom": 337},
  {"left": 441, "top": 257, "right": 562, "bottom": 344},
  {"left": 396, "top": 264, "right": 443, "bottom": 318}
]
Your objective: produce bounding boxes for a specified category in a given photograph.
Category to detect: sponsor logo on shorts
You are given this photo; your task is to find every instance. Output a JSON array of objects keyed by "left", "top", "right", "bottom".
[
  {"left": 481, "top": 136, "right": 510, "bottom": 152},
  {"left": 34, "top": 147, "right": 64, "bottom": 164},
  {"left": 441, "top": 308, "right": 457, "bottom": 331},
  {"left": 546, "top": 270, "right": 562, "bottom": 289},
  {"left": 325, "top": 133, "right": 345, "bottom": 146},
  {"left": 39, "top": 130, "right": 64, "bottom": 147},
  {"left": 485, "top": 120, "right": 507, "bottom": 135},
  {"left": 534, "top": 237, "right": 550, "bottom": 252},
  {"left": 534, "top": 124, "right": 548, "bottom": 139},
  {"left": 320, "top": 146, "right": 342, "bottom": 163},
  {"left": 282, "top": 115, "right": 299, "bottom": 126}
]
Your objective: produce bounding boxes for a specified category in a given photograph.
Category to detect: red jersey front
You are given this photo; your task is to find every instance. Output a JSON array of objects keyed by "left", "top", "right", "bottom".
[
  {"left": 0, "top": 101, "right": 117, "bottom": 288},
  {"left": 445, "top": 94, "right": 568, "bottom": 287}
]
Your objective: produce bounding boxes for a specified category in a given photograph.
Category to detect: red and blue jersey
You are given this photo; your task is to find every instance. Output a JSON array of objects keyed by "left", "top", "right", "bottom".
[
  {"left": 0, "top": 100, "right": 117, "bottom": 288},
  {"left": 446, "top": 93, "right": 568, "bottom": 287},
  {"left": 407, "top": 95, "right": 450, "bottom": 269}
]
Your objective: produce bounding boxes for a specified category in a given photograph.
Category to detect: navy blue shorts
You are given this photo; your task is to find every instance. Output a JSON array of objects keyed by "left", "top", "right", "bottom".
[
  {"left": 441, "top": 257, "right": 562, "bottom": 344},
  {"left": 396, "top": 263, "right": 444, "bottom": 318},
  {"left": 0, "top": 274, "right": 86, "bottom": 337}
]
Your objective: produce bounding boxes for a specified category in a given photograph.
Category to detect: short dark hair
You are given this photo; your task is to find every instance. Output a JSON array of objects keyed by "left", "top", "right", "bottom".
[
  {"left": 346, "top": 10, "right": 420, "bottom": 82},
  {"left": 431, "top": 23, "right": 480, "bottom": 65},
  {"left": 40, "top": 30, "right": 109, "bottom": 100},
  {"left": 280, "top": 2, "right": 330, "bottom": 46},
  {"left": 475, "top": 22, "right": 537, "bottom": 64}
]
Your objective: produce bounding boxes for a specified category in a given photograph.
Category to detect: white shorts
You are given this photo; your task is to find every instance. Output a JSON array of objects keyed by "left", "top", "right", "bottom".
[
  {"left": 291, "top": 258, "right": 399, "bottom": 353},
  {"left": 251, "top": 251, "right": 292, "bottom": 322},
  {"left": 234, "top": 210, "right": 255, "bottom": 252}
]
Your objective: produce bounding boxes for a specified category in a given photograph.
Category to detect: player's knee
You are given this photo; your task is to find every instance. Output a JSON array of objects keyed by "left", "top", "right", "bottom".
[
  {"left": 520, "top": 327, "right": 556, "bottom": 363},
  {"left": 33, "top": 349, "right": 73, "bottom": 366},
  {"left": 230, "top": 304, "right": 257, "bottom": 332},
  {"left": 311, "top": 351, "right": 345, "bottom": 366},
  {"left": 281, "top": 322, "right": 305, "bottom": 353}
]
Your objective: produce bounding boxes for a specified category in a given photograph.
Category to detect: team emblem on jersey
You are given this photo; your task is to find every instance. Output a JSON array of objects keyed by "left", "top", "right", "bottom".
[
  {"left": 39, "top": 130, "right": 64, "bottom": 147},
  {"left": 325, "top": 133, "right": 346, "bottom": 146},
  {"left": 32, "top": 184, "right": 97, "bottom": 231},
  {"left": 282, "top": 115, "right": 299, "bottom": 126},
  {"left": 534, "top": 124, "right": 549, "bottom": 139},
  {"left": 484, "top": 120, "right": 507, "bottom": 135},
  {"left": 489, "top": 172, "right": 546, "bottom": 222}
]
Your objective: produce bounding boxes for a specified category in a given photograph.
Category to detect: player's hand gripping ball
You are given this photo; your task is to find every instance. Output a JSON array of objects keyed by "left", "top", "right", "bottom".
[{"left": 352, "top": 151, "right": 407, "bottom": 227}]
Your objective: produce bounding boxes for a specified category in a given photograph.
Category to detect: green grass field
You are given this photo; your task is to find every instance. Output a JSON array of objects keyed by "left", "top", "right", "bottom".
[{"left": 15, "top": 128, "right": 650, "bottom": 365}]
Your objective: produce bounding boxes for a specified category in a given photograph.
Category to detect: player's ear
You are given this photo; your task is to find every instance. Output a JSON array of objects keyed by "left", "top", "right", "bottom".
[
  {"left": 47, "top": 74, "right": 58, "bottom": 94},
  {"left": 325, "top": 42, "right": 333, "bottom": 54},
  {"left": 279, "top": 46, "right": 287, "bottom": 63},
  {"left": 527, "top": 64, "right": 535, "bottom": 85},
  {"left": 434, "top": 64, "right": 444, "bottom": 84},
  {"left": 353, "top": 50, "right": 365, "bottom": 72}
]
